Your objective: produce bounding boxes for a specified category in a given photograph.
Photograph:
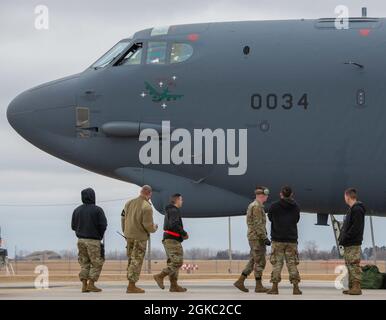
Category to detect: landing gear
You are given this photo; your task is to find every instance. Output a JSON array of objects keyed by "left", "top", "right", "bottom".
[
  {"left": 330, "top": 215, "right": 345, "bottom": 257},
  {"left": 315, "top": 213, "right": 344, "bottom": 257},
  {"left": 369, "top": 215, "right": 377, "bottom": 265}
]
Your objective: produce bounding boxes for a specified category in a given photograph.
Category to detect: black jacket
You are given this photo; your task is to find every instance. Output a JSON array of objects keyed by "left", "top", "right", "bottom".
[
  {"left": 268, "top": 198, "right": 300, "bottom": 243},
  {"left": 163, "top": 204, "right": 187, "bottom": 242},
  {"left": 71, "top": 188, "right": 107, "bottom": 240},
  {"left": 339, "top": 202, "right": 365, "bottom": 247}
]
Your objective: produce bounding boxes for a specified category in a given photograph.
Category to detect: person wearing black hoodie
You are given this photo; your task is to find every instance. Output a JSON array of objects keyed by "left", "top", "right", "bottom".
[
  {"left": 71, "top": 188, "right": 107, "bottom": 293},
  {"left": 338, "top": 188, "right": 365, "bottom": 295},
  {"left": 153, "top": 194, "right": 189, "bottom": 292},
  {"left": 266, "top": 186, "right": 302, "bottom": 295}
]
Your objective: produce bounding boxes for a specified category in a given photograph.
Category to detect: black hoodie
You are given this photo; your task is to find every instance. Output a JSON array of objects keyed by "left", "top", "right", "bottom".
[
  {"left": 71, "top": 188, "right": 107, "bottom": 240},
  {"left": 338, "top": 202, "right": 366, "bottom": 247},
  {"left": 268, "top": 198, "right": 300, "bottom": 243},
  {"left": 163, "top": 204, "right": 187, "bottom": 242}
]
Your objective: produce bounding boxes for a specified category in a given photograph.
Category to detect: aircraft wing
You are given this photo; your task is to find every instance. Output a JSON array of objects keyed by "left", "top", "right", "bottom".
[{"left": 166, "top": 94, "right": 184, "bottom": 101}]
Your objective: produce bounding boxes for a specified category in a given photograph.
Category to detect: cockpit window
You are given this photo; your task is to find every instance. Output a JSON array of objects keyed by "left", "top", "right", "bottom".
[
  {"left": 117, "top": 43, "right": 143, "bottom": 65},
  {"left": 151, "top": 26, "right": 170, "bottom": 36},
  {"left": 170, "top": 43, "right": 193, "bottom": 63},
  {"left": 146, "top": 42, "right": 167, "bottom": 64},
  {"left": 91, "top": 40, "right": 131, "bottom": 69}
]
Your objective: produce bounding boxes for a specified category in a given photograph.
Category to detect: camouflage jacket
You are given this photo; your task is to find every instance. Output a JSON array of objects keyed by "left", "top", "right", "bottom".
[{"left": 246, "top": 200, "right": 267, "bottom": 241}]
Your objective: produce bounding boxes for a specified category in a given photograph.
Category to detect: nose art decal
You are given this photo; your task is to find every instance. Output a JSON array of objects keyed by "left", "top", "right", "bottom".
[{"left": 140, "top": 75, "right": 184, "bottom": 109}]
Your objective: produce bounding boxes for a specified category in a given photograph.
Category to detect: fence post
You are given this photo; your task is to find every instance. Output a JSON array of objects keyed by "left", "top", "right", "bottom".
[
  {"left": 228, "top": 216, "right": 232, "bottom": 273},
  {"left": 14, "top": 246, "right": 18, "bottom": 275}
]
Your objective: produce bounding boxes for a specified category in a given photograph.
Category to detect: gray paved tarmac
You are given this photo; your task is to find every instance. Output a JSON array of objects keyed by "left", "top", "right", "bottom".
[{"left": 1, "top": 279, "right": 385, "bottom": 300}]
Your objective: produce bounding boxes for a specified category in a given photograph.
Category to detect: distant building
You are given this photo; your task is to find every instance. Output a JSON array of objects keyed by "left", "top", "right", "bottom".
[{"left": 22, "top": 250, "right": 62, "bottom": 261}]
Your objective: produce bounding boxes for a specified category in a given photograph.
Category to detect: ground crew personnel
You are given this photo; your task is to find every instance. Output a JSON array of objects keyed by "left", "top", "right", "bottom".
[
  {"left": 153, "top": 193, "right": 189, "bottom": 292},
  {"left": 121, "top": 185, "right": 158, "bottom": 293},
  {"left": 234, "top": 186, "right": 271, "bottom": 293},
  {"left": 266, "top": 186, "right": 302, "bottom": 295},
  {"left": 71, "top": 188, "right": 107, "bottom": 293},
  {"left": 339, "top": 188, "right": 365, "bottom": 295}
]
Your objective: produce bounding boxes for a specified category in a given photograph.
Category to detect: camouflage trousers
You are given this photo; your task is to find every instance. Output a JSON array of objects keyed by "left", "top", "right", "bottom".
[
  {"left": 126, "top": 238, "right": 147, "bottom": 283},
  {"left": 270, "top": 241, "right": 300, "bottom": 284},
  {"left": 77, "top": 238, "right": 105, "bottom": 282},
  {"left": 344, "top": 245, "right": 362, "bottom": 285},
  {"left": 242, "top": 240, "right": 267, "bottom": 279},
  {"left": 162, "top": 239, "right": 184, "bottom": 281}
]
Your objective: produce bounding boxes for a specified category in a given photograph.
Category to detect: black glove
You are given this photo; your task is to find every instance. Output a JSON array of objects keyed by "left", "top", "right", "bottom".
[{"left": 264, "top": 238, "right": 271, "bottom": 246}]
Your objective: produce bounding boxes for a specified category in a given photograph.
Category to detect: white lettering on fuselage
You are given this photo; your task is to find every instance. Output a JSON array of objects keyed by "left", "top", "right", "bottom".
[{"left": 139, "top": 121, "right": 248, "bottom": 176}]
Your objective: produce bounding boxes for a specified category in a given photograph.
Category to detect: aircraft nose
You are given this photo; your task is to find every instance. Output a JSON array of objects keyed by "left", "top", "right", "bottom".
[
  {"left": 7, "top": 90, "right": 33, "bottom": 131},
  {"left": 7, "top": 75, "right": 79, "bottom": 137},
  {"left": 7, "top": 75, "right": 84, "bottom": 164},
  {"left": 6, "top": 99, "right": 16, "bottom": 129}
]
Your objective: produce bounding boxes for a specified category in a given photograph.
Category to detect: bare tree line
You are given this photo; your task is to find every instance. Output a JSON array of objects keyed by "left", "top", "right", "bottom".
[{"left": 12, "top": 241, "right": 386, "bottom": 261}]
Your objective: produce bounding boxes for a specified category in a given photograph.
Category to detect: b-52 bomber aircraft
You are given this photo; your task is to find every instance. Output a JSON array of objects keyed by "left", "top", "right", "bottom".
[{"left": 7, "top": 10, "right": 386, "bottom": 243}]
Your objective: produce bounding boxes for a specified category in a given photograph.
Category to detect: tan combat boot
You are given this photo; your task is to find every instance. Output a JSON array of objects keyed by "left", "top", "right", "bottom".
[
  {"left": 170, "top": 279, "right": 187, "bottom": 292},
  {"left": 233, "top": 274, "right": 249, "bottom": 292},
  {"left": 126, "top": 281, "right": 145, "bottom": 294},
  {"left": 348, "top": 280, "right": 362, "bottom": 295},
  {"left": 293, "top": 282, "right": 302, "bottom": 295},
  {"left": 255, "top": 279, "right": 269, "bottom": 293},
  {"left": 266, "top": 282, "right": 279, "bottom": 295},
  {"left": 153, "top": 271, "right": 168, "bottom": 290},
  {"left": 81, "top": 279, "right": 89, "bottom": 293},
  {"left": 87, "top": 280, "right": 102, "bottom": 292}
]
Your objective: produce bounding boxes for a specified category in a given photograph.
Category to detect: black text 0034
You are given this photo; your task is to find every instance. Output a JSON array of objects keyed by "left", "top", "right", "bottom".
[{"left": 251, "top": 93, "right": 309, "bottom": 110}]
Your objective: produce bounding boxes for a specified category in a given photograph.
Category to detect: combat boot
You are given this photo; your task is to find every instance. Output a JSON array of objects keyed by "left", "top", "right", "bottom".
[
  {"left": 153, "top": 271, "right": 168, "bottom": 289},
  {"left": 266, "top": 282, "right": 279, "bottom": 295},
  {"left": 126, "top": 281, "right": 145, "bottom": 294},
  {"left": 348, "top": 280, "right": 362, "bottom": 295},
  {"left": 255, "top": 278, "right": 269, "bottom": 293},
  {"left": 293, "top": 282, "right": 302, "bottom": 295},
  {"left": 170, "top": 279, "right": 187, "bottom": 292},
  {"left": 87, "top": 280, "right": 102, "bottom": 292},
  {"left": 81, "top": 279, "right": 89, "bottom": 293},
  {"left": 233, "top": 274, "right": 249, "bottom": 292}
]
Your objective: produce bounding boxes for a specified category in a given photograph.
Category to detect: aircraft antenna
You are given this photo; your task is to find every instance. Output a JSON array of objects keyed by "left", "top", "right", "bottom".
[{"left": 362, "top": 7, "right": 367, "bottom": 17}]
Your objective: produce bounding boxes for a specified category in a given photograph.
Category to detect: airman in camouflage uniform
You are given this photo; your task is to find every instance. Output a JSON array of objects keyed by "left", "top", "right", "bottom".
[
  {"left": 234, "top": 186, "right": 271, "bottom": 293},
  {"left": 72, "top": 188, "right": 107, "bottom": 293},
  {"left": 339, "top": 188, "right": 365, "bottom": 295},
  {"left": 121, "top": 185, "right": 158, "bottom": 294},
  {"left": 153, "top": 194, "right": 189, "bottom": 292},
  {"left": 267, "top": 186, "right": 302, "bottom": 295}
]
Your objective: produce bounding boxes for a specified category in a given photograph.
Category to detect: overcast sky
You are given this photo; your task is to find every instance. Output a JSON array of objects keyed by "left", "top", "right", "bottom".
[{"left": 1, "top": 0, "right": 386, "bottom": 257}]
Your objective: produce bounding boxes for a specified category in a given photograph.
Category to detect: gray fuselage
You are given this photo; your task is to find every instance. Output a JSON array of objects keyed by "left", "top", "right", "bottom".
[{"left": 7, "top": 18, "right": 386, "bottom": 217}]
